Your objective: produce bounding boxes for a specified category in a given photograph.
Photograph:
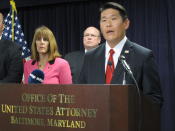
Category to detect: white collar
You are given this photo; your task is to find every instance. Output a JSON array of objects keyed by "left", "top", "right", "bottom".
[{"left": 105, "top": 36, "right": 127, "bottom": 58}]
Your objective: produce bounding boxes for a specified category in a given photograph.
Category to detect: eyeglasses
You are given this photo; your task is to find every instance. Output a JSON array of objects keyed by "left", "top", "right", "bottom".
[{"left": 84, "top": 34, "right": 100, "bottom": 38}]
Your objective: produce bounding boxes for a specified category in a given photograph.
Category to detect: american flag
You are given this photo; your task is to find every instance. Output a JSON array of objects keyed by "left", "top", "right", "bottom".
[{"left": 2, "top": 5, "right": 31, "bottom": 59}]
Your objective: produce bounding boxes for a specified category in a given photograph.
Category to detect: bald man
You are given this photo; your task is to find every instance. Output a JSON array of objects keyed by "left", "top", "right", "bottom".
[
  {"left": 0, "top": 12, "right": 5, "bottom": 40},
  {"left": 64, "top": 26, "right": 101, "bottom": 83}
]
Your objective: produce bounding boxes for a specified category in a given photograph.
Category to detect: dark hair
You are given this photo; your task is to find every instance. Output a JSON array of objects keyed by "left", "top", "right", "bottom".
[{"left": 99, "top": 2, "right": 128, "bottom": 20}]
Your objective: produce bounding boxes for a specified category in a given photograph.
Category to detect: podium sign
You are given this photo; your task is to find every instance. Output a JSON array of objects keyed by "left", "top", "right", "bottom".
[{"left": 0, "top": 84, "right": 160, "bottom": 131}]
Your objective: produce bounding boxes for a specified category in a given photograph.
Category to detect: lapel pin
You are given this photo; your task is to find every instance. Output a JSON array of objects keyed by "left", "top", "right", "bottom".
[{"left": 124, "top": 50, "right": 129, "bottom": 54}]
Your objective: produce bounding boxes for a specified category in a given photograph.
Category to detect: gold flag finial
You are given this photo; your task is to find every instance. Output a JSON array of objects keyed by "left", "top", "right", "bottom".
[{"left": 10, "top": 0, "right": 17, "bottom": 13}]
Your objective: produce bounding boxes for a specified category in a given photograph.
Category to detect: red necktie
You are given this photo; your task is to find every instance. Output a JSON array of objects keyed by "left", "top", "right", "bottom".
[{"left": 106, "top": 49, "right": 115, "bottom": 84}]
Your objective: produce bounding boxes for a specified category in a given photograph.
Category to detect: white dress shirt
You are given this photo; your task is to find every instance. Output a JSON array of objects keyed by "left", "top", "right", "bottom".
[{"left": 105, "top": 36, "right": 127, "bottom": 72}]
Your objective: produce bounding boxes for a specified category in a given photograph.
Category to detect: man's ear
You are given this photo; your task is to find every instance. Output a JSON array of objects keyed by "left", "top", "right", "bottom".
[{"left": 124, "top": 18, "right": 130, "bottom": 30}]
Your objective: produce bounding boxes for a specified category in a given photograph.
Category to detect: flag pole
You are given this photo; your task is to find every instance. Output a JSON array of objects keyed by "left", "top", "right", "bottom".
[{"left": 10, "top": 0, "right": 17, "bottom": 41}]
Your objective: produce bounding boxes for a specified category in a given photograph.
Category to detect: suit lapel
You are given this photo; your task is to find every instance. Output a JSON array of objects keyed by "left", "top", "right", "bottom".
[{"left": 111, "top": 40, "right": 134, "bottom": 84}]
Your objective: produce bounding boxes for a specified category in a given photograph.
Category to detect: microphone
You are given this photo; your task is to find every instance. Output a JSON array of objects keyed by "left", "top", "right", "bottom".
[
  {"left": 28, "top": 69, "right": 44, "bottom": 84},
  {"left": 119, "top": 55, "right": 142, "bottom": 131},
  {"left": 119, "top": 55, "right": 138, "bottom": 88},
  {"left": 119, "top": 55, "right": 133, "bottom": 75}
]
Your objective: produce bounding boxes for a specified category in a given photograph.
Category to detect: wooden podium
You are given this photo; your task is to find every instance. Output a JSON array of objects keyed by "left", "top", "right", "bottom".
[{"left": 0, "top": 84, "right": 160, "bottom": 131}]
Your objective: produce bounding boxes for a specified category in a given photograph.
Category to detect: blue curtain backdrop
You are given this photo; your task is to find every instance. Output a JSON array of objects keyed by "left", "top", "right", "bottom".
[{"left": 1, "top": 0, "right": 175, "bottom": 130}]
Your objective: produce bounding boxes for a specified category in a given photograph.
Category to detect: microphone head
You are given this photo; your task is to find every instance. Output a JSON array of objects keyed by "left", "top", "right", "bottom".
[
  {"left": 28, "top": 69, "right": 44, "bottom": 84},
  {"left": 119, "top": 55, "right": 125, "bottom": 61}
]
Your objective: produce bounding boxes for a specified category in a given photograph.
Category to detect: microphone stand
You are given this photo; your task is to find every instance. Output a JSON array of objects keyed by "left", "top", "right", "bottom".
[
  {"left": 122, "top": 71, "right": 126, "bottom": 85},
  {"left": 119, "top": 56, "right": 142, "bottom": 131}
]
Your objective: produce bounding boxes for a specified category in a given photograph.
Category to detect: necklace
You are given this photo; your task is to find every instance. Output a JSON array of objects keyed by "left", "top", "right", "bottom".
[{"left": 38, "top": 62, "right": 46, "bottom": 69}]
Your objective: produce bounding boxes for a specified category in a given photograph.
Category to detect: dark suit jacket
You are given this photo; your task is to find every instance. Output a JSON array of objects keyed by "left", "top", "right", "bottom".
[
  {"left": 78, "top": 40, "right": 162, "bottom": 104},
  {"left": 0, "top": 40, "right": 23, "bottom": 83},
  {"left": 64, "top": 51, "right": 84, "bottom": 83}
]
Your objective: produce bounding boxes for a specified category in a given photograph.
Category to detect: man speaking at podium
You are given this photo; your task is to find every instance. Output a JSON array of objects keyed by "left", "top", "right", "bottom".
[{"left": 78, "top": 2, "right": 162, "bottom": 104}]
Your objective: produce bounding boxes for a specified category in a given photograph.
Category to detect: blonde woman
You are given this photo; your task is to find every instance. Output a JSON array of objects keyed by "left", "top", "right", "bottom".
[{"left": 24, "top": 26, "right": 72, "bottom": 84}]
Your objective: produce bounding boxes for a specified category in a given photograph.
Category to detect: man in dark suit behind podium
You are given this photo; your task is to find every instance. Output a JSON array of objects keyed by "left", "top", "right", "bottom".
[
  {"left": 65, "top": 26, "right": 101, "bottom": 83},
  {"left": 0, "top": 39, "right": 23, "bottom": 83},
  {"left": 78, "top": 2, "right": 162, "bottom": 104},
  {"left": 0, "top": 12, "right": 23, "bottom": 83}
]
